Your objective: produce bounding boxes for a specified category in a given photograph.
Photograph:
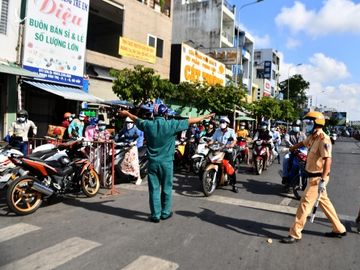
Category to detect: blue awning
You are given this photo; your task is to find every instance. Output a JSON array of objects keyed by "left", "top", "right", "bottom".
[{"left": 24, "top": 80, "right": 103, "bottom": 103}]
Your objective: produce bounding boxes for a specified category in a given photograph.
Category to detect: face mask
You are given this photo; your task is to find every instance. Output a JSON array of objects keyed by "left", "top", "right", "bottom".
[
  {"left": 305, "top": 122, "right": 314, "bottom": 134},
  {"left": 292, "top": 126, "right": 300, "bottom": 132},
  {"left": 68, "top": 117, "right": 73, "bottom": 122},
  {"left": 240, "top": 126, "right": 245, "bottom": 130},
  {"left": 126, "top": 123, "right": 134, "bottom": 130},
  {"left": 17, "top": 117, "right": 26, "bottom": 123},
  {"left": 98, "top": 126, "right": 106, "bottom": 131},
  {"left": 220, "top": 123, "right": 227, "bottom": 129},
  {"left": 79, "top": 117, "right": 85, "bottom": 121}
]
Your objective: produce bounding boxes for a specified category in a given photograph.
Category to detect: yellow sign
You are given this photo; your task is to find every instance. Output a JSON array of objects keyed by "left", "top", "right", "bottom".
[
  {"left": 118, "top": 37, "right": 156, "bottom": 64},
  {"left": 180, "top": 43, "right": 226, "bottom": 86}
]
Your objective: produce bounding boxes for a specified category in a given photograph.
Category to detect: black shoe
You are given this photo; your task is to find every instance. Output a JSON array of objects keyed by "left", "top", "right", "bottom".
[
  {"left": 324, "top": 231, "right": 347, "bottom": 238},
  {"left": 148, "top": 216, "right": 160, "bottom": 223},
  {"left": 232, "top": 186, "right": 239, "bottom": 193},
  {"left": 161, "top": 212, "right": 173, "bottom": 220},
  {"left": 282, "top": 177, "right": 288, "bottom": 185},
  {"left": 281, "top": 236, "right": 300, "bottom": 244}
]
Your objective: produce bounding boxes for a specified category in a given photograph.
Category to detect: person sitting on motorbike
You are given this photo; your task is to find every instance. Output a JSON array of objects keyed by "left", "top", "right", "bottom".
[
  {"left": 68, "top": 111, "right": 86, "bottom": 139},
  {"left": 282, "top": 120, "right": 307, "bottom": 190},
  {"left": 236, "top": 122, "right": 250, "bottom": 165},
  {"left": 201, "top": 120, "right": 216, "bottom": 138},
  {"left": 61, "top": 112, "right": 73, "bottom": 129},
  {"left": 271, "top": 126, "right": 282, "bottom": 164},
  {"left": 253, "top": 121, "right": 275, "bottom": 166},
  {"left": 85, "top": 119, "right": 111, "bottom": 142},
  {"left": 8, "top": 109, "right": 37, "bottom": 156},
  {"left": 210, "top": 116, "right": 238, "bottom": 193},
  {"left": 115, "top": 117, "right": 143, "bottom": 185}
]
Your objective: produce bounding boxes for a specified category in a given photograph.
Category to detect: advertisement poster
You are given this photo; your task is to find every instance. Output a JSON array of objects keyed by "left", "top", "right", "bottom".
[
  {"left": 180, "top": 43, "right": 226, "bottom": 86},
  {"left": 119, "top": 37, "right": 156, "bottom": 64},
  {"left": 22, "top": 0, "right": 90, "bottom": 87}
]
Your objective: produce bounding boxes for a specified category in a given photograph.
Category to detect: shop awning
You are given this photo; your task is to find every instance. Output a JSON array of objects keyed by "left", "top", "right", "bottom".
[
  {"left": 235, "top": 116, "right": 255, "bottom": 121},
  {"left": 24, "top": 80, "right": 103, "bottom": 103},
  {"left": 0, "top": 63, "right": 39, "bottom": 77}
]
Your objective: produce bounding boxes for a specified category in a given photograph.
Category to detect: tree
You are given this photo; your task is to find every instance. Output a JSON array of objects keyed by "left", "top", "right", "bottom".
[
  {"left": 251, "top": 97, "right": 281, "bottom": 121},
  {"left": 279, "top": 74, "right": 309, "bottom": 113},
  {"left": 110, "top": 65, "right": 175, "bottom": 105},
  {"left": 278, "top": 99, "right": 297, "bottom": 122}
]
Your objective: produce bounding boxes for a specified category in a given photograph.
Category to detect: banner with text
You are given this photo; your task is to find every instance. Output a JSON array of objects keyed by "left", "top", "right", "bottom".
[
  {"left": 180, "top": 43, "right": 225, "bottom": 86},
  {"left": 22, "top": 0, "right": 90, "bottom": 87},
  {"left": 119, "top": 37, "right": 156, "bottom": 64}
]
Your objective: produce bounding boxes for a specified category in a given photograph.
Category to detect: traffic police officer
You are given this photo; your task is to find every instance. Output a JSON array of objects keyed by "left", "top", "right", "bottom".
[
  {"left": 281, "top": 111, "right": 346, "bottom": 243},
  {"left": 119, "top": 105, "right": 214, "bottom": 223}
]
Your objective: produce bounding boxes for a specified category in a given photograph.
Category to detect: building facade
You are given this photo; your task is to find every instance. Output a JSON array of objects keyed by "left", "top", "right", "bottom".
[{"left": 253, "top": 48, "right": 281, "bottom": 101}]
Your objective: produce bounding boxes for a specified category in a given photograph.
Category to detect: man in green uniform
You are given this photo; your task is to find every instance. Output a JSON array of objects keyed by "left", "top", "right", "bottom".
[{"left": 119, "top": 105, "right": 214, "bottom": 223}]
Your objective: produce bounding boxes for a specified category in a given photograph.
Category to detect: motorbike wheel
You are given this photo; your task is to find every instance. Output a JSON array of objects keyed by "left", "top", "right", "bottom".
[
  {"left": 201, "top": 168, "right": 217, "bottom": 197},
  {"left": 6, "top": 176, "right": 43, "bottom": 215},
  {"left": 81, "top": 169, "right": 100, "bottom": 197},
  {"left": 293, "top": 176, "right": 308, "bottom": 200},
  {"left": 255, "top": 159, "right": 263, "bottom": 175},
  {"left": 191, "top": 158, "right": 201, "bottom": 174}
]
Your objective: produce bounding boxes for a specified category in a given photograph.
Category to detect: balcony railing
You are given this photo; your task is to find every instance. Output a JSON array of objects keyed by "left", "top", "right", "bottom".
[{"left": 223, "top": 0, "right": 235, "bottom": 13}]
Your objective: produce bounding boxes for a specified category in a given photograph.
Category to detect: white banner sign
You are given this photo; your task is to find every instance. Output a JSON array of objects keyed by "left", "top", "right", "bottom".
[{"left": 22, "top": 0, "right": 90, "bottom": 87}]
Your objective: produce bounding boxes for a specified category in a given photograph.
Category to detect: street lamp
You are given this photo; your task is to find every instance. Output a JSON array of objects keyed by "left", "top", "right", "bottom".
[
  {"left": 234, "top": 0, "right": 265, "bottom": 86},
  {"left": 287, "top": 63, "right": 302, "bottom": 100}
]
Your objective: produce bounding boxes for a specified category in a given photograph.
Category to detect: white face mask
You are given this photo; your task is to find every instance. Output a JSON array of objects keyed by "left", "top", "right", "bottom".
[
  {"left": 220, "top": 123, "right": 227, "bottom": 129},
  {"left": 126, "top": 123, "right": 134, "bottom": 130},
  {"left": 79, "top": 117, "right": 85, "bottom": 121},
  {"left": 17, "top": 117, "right": 26, "bottom": 123},
  {"left": 240, "top": 126, "right": 245, "bottom": 130}
]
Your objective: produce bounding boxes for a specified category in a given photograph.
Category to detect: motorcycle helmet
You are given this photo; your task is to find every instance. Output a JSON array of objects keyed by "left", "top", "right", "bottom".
[
  {"left": 259, "top": 121, "right": 268, "bottom": 131},
  {"left": 153, "top": 104, "right": 169, "bottom": 116},
  {"left": 17, "top": 109, "right": 28, "bottom": 123},
  {"left": 304, "top": 111, "right": 325, "bottom": 127},
  {"left": 293, "top": 119, "right": 302, "bottom": 126},
  {"left": 79, "top": 111, "right": 86, "bottom": 121},
  {"left": 220, "top": 116, "right": 230, "bottom": 124},
  {"left": 63, "top": 112, "right": 72, "bottom": 119}
]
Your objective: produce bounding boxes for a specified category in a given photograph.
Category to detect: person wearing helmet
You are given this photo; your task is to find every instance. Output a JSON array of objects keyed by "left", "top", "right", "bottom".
[
  {"left": 211, "top": 116, "right": 238, "bottom": 193},
  {"left": 236, "top": 122, "right": 250, "bottom": 165},
  {"left": 281, "top": 111, "right": 346, "bottom": 244},
  {"left": 282, "top": 120, "right": 307, "bottom": 189},
  {"left": 253, "top": 121, "right": 274, "bottom": 165},
  {"left": 115, "top": 116, "right": 144, "bottom": 185},
  {"left": 200, "top": 120, "right": 216, "bottom": 138},
  {"left": 68, "top": 111, "right": 86, "bottom": 139},
  {"left": 119, "top": 104, "right": 214, "bottom": 223},
  {"left": 8, "top": 109, "right": 37, "bottom": 155},
  {"left": 61, "top": 112, "right": 73, "bottom": 128},
  {"left": 270, "top": 126, "right": 282, "bottom": 164}
]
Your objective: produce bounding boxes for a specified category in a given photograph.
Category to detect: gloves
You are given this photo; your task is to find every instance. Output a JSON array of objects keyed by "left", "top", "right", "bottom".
[{"left": 318, "top": 179, "right": 326, "bottom": 193}]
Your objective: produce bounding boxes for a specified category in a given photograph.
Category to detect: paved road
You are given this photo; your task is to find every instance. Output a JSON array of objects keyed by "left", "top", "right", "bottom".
[{"left": 0, "top": 138, "right": 359, "bottom": 270}]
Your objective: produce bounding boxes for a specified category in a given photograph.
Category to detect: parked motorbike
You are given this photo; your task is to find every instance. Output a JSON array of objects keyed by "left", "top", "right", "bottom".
[
  {"left": 6, "top": 140, "right": 100, "bottom": 215},
  {"left": 201, "top": 142, "right": 235, "bottom": 197},
  {"left": 104, "top": 141, "right": 148, "bottom": 186},
  {"left": 288, "top": 147, "right": 308, "bottom": 200},
  {"left": 330, "top": 133, "right": 337, "bottom": 144},
  {"left": 174, "top": 138, "right": 187, "bottom": 170},
  {"left": 252, "top": 139, "right": 274, "bottom": 175},
  {"left": 191, "top": 137, "right": 210, "bottom": 175}
]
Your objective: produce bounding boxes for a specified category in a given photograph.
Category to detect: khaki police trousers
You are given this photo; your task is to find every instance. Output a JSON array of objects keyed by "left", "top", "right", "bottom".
[{"left": 289, "top": 177, "right": 346, "bottom": 239}]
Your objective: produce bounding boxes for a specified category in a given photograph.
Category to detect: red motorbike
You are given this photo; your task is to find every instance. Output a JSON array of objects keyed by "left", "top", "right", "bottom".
[
  {"left": 252, "top": 139, "right": 273, "bottom": 175},
  {"left": 234, "top": 136, "right": 248, "bottom": 167},
  {"left": 6, "top": 140, "right": 100, "bottom": 215}
]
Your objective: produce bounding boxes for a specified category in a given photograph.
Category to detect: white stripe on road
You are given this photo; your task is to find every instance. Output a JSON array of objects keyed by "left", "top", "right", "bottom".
[
  {"left": 121, "top": 255, "right": 179, "bottom": 270},
  {"left": 0, "top": 223, "right": 41, "bottom": 243},
  {"left": 279, "top": 197, "right": 293, "bottom": 206},
  {"left": 1, "top": 237, "right": 101, "bottom": 270},
  {"left": 119, "top": 184, "right": 356, "bottom": 222}
]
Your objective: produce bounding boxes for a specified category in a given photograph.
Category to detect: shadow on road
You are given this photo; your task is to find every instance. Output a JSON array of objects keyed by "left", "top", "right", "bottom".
[
  {"left": 240, "top": 178, "right": 285, "bottom": 196},
  {"left": 63, "top": 198, "right": 149, "bottom": 222},
  {"left": 176, "top": 208, "right": 325, "bottom": 240}
]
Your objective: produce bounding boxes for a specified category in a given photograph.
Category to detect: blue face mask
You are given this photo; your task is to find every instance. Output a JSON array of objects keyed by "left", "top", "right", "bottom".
[
  {"left": 292, "top": 126, "right": 300, "bottom": 133},
  {"left": 305, "top": 122, "right": 314, "bottom": 134},
  {"left": 98, "top": 126, "right": 106, "bottom": 131}
]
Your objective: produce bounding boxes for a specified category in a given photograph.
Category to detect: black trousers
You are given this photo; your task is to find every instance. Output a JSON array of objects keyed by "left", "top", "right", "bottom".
[{"left": 224, "top": 152, "right": 237, "bottom": 186}]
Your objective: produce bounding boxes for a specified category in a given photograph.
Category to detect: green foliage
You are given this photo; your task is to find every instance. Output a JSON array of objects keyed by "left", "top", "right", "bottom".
[{"left": 279, "top": 74, "right": 309, "bottom": 113}]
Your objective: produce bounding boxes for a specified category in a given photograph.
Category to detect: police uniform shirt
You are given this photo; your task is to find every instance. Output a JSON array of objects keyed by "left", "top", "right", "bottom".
[
  {"left": 303, "top": 129, "right": 332, "bottom": 173},
  {"left": 136, "top": 117, "right": 189, "bottom": 162}
]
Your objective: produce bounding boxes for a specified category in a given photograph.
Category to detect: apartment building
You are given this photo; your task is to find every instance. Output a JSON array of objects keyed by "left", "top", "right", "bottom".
[{"left": 252, "top": 48, "right": 281, "bottom": 101}]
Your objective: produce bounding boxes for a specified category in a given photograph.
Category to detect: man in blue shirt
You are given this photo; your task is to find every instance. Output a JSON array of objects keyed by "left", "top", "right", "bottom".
[
  {"left": 119, "top": 105, "right": 214, "bottom": 223},
  {"left": 211, "top": 116, "right": 238, "bottom": 193}
]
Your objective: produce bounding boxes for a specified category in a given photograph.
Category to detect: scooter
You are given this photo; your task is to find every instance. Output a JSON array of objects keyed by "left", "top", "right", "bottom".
[
  {"left": 252, "top": 139, "right": 273, "bottom": 175},
  {"left": 288, "top": 147, "right": 308, "bottom": 200},
  {"left": 201, "top": 142, "right": 235, "bottom": 197},
  {"left": 234, "top": 136, "right": 248, "bottom": 168},
  {"left": 191, "top": 137, "right": 210, "bottom": 175}
]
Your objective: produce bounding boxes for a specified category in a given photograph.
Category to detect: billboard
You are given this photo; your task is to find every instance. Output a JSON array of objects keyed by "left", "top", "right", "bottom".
[
  {"left": 119, "top": 37, "right": 156, "bottom": 64},
  {"left": 203, "top": 48, "right": 239, "bottom": 65},
  {"left": 263, "top": 79, "right": 271, "bottom": 94},
  {"left": 179, "top": 43, "right": 226, "bottom": 86},
  {"left": 22, "top": 0, "right": 90, "bottom": 87},
  {"left": 332, "top": 112, "right": 347, "bottom": 126}
]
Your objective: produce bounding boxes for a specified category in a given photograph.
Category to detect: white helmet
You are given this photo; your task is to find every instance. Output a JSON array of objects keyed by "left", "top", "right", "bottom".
[
  {"left": 125, "top": 117, "right": 134, "bottom": 123},
  {"left": 220, "top": 116, "right": 230, "bottom": 124}
]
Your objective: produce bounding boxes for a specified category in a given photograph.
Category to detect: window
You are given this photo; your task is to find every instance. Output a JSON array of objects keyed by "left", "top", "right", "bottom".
[
  {"left": 148, "top": 34, "right": 164, "bottom": 58},
  {"left": 0, "top": 0, "right": 9, "bottom": 35}
]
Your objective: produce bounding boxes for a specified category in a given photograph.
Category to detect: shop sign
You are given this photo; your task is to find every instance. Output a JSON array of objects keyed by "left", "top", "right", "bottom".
[
  {"left": 22, "top": 0, "right": 90, "bottom": 87},
  {"left": 205, "top": 48, "right": 239, "bottom": 65},
  {"left": 264, "top": 79, "right": 271, "bottom": 94},
  {"left": 180, "top": 43, "right": 225, "bottom": 86},
  {"left": 119, "top": 37, "right": 156, "bottom": 64}
]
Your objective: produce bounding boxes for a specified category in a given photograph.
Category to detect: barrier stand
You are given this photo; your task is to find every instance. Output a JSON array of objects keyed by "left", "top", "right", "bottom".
[{"left": 105, "top": 142, "right": 121, "bottom": 196}]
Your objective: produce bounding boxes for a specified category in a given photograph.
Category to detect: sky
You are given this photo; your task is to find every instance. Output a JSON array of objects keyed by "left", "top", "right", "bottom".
[{"left": 231, "top": 0, "right": 360, "bottom": 120}]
